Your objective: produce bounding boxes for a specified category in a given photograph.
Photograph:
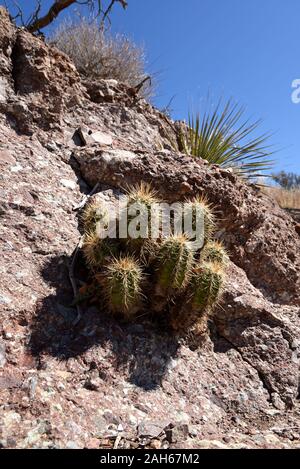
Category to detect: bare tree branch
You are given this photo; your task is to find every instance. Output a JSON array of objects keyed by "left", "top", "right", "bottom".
[
  {"left": 24, "top": 0, "right": 128, "bottom": 34},
  {"left": 27, "top": 0, "right": 76, "bottom": 32},
  {"left": 102, "top": 0, "right": 127, "bottom": 24},
  {"left": 5, "top": 0, "right": 25, "bottom": 26},
  {"left": 26, "top": 0, "right": 42, "bottom": 29}
]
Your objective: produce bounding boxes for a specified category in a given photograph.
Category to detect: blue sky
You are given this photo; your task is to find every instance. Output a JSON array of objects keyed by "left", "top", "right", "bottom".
[{"left": 2, "top": 0, "right": 300, "bottom": 174}]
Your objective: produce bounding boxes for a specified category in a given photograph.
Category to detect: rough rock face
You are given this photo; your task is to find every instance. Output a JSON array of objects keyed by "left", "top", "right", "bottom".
[{"left": 0, "top": 9, "right": 300, "bottom": 449}]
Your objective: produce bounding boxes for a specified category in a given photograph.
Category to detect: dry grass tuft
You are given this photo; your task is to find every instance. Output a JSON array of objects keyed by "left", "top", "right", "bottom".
[{"left": 262, "top": 186, "right": 300, "bottom": 209}]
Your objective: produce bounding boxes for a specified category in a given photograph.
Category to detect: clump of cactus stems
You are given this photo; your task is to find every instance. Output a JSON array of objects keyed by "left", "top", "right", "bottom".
[
  {"left": 99, "top": 256, "right": 144, "bottom": 319},
  {"left": 81, "top": 183, "right": 228, "bottom": 335}
]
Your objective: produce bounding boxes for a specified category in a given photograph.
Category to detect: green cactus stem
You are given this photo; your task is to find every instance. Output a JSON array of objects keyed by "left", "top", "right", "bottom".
[
  {"left": 81, "top": 200, "right": 109, "bottom": 234},
  {"left": 201, "top": 240, "right": 229, "bottom": 266},
  {"left": 100, "top": 255, "right": 143, "bottom": 319},
  {"left": 82, "top": 231, "right": 118, "bottom": 271}
]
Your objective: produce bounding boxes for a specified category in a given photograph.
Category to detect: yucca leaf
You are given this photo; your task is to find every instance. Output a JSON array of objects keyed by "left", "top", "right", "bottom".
[{"left": 182, "top": 99, "right": 275, "bottom": 179}]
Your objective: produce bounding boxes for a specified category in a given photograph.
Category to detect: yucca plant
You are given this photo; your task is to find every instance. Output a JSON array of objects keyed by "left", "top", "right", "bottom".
[{"left": 180, "top": 99, "right": 274, "bottom": 180}]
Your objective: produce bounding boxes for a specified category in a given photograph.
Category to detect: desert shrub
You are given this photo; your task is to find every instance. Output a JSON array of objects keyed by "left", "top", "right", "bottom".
[
  {"left": 50, "top": 17, "right": 153, "bottom": 99},
  {"left": 271, "top": 171, "right": 300, "bottom": 190},
  {"left": 179, "top": 99, "right": 274, "bottom": 180},
  {"left": 79, "top": 183, "right": 228, "bottom": 335}
]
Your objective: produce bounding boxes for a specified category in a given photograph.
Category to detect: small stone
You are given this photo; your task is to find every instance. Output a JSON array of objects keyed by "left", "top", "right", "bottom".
[
  {"left": 138, "top": 421, "right": 166, "bottom": 439},
  {"left": 165, "top": 424, "right": 189, "bottom": 443},
  {"left": 103, "top": 410, "right": 120, "bottom": 425},
  {"left": 117, "top": 424, "right": 124, "bottom": 432},
  {"left": 189, "top": 426, "right": 198, "bottom": 438},
  {"left": 90, "top": 131, "right": 113, "bottom": 146},
  {"left": 128, "top": 415, "right": 137, "bottom": 426},
  {"left": 84, "top": 377, "right": 101, "bottom": 391},
  {"left": 10, "top": 164, "right": 23, "bottom": 172},
  {"left": 0, "top": 294, "right": 11, "bottom": 305},
  {"left": 0, "top": 341, "right": 6, "bottom": 368},
  {"left": 45, "top": 142, "right": 58, "bottom": 152},
  {"left": 179, "top": 181, "right": 192, "bottom": 193},
  {"left": 60, "top": 179, "right": 77, "bottom": 190},
  {"left": 150, "top": 439, "right": 161, "bottom": 449},
  {"left": 3, "top": 331, "right": 13, "bottom": 340}
]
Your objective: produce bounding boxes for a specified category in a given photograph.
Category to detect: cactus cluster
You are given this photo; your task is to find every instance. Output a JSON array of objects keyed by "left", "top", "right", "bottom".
[{"left": 81, "top": 183, "right": 228, "bottom": 334}]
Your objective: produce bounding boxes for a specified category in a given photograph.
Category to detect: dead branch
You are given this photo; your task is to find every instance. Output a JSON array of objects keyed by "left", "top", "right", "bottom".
[
  {"left": 25, "top": 0, "right": 127, "bottom": 33},
  {"left": 69, "top": 236, "right": 84, "bottom": 325},
  {"left": 72, "top": 182, "right": 100, "bottom": 211},
  {"left": 5, "top": 0, "right": 25, "bottom": 25},
  {"left": 27, "top": 0, "right": 76, "bottom": 32}
]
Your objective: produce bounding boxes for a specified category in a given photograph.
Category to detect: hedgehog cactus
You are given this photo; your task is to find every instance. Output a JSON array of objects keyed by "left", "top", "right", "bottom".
[
  {"left": 127, "top": 182, "right": 159, "bottom": 210},
  {"left": 124, "top": 182, "right": 161, "bottom": 252},
  {"left": 191, "top": 261, "right": 224, "bottom": 311},
  {"left": 201, "top": 240, "right": 229, "bottom": 265},
  {"left": 80, "top": 183, "right": 227, "bottom": 333},
  {"left": 81, "top": 200, "right": 109, "bottom": 234},
  {"left": 184, "top": 196, "right": 215, "bottom": 245},
  {"left": 100, "top": 255, "right": 143, "bottom": 319},
  {"left": 82, "top": 231, "right": 117, "bottom": 271},
  {"left": 156, "top": 235, "right": 194, "bottom": 292}
]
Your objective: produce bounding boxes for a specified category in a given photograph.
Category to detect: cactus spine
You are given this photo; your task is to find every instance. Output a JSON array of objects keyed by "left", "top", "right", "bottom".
[
  {"left": 124, "top": 182, "right": 161, "bottom": 253},
  {"left": 184, "top": 196, "right": 215, "bottom": 244}
]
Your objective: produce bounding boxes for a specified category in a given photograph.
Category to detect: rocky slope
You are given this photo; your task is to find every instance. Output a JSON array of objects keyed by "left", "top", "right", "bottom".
[{"left": 0, "top": 8, "right": 300, "bottom": 449}]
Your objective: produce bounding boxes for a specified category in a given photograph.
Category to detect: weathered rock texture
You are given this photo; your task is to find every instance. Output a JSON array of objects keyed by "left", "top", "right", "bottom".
[{"left": 0, "top": 9, "right": 300, "bottom": 449}]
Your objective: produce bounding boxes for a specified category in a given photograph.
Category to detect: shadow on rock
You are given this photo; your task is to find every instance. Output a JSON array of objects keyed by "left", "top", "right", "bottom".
[{"left": 28, "top": 254, "right": 180, "bottom": 391}]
